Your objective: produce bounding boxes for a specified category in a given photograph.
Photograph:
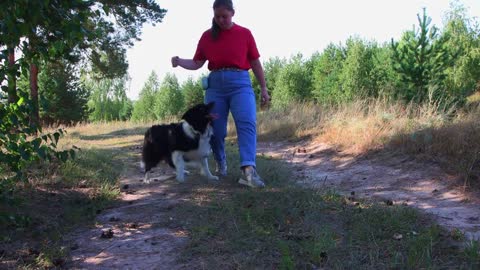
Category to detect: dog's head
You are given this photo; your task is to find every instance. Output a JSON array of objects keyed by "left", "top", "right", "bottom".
[{"left": 181, "top": 102, "right": 216, "bottom": 134}]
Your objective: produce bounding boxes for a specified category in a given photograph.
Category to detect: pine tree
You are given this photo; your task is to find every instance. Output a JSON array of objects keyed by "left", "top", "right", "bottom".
[
  {"left": 391, "top": 8, "right": 454, "bottom": 103},
  {"left": 131, "top": 71, "right": 160, "bottom": 122},
  {"left": 182, "top": 77, "right": 205, "bottom": 110},
  {"left": 154, "top": 73, "right": 184, "bottom": 119}
]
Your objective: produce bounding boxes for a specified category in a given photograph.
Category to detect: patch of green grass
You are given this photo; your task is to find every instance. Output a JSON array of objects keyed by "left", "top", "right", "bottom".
[
  {"left": 57, "top": 148, "right": 122, "bottom": 188},
  {"left": 464, "top": 240, "right": 480, "bottom": 266},
  {"left": 172, "top": 147, "right": 476, "bottom": 269},
  {"left": 34, "top": 243, "right": 69, "bottom": 269}
]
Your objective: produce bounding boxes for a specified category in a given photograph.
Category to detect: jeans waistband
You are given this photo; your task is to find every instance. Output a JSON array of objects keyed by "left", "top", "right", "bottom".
[
  {"left": 210, "top": 67, "right": 245, "bottom": 72},
  {"left": 207, "top": 69, "right": 251, "bottom": 89}
]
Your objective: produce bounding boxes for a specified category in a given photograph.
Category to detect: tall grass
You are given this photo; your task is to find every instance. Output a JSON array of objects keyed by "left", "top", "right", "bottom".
[{"left": 257, "top": 98, "right": 480, "bottom": 187}]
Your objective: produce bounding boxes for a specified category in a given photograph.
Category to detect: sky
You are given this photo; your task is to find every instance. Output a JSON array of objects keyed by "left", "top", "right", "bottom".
[{"left": 125, "top": 0, "right": 480, "bottom": 100}]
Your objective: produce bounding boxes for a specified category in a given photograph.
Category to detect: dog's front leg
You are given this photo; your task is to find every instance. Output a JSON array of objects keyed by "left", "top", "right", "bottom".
[
  {"left": 172, "top": 151, "right": 186, "bottom": 182},
  {"left": 144, "top": 170, "right": 151, "bottom": 184},
  {"left": 200, "top": 157, "right": 219, "bottom": 181}
]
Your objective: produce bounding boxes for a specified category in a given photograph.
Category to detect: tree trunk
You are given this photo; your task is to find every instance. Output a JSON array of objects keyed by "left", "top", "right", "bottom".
[
  {"left": 30, "top": 63, "right": 40, "bottom": 128},
  {"left": 7, "top": 44, "right": 18, "bottom": 104}
]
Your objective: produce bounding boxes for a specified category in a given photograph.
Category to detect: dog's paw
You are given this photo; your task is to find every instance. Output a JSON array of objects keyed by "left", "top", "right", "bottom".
[
  {"left": 143, "top": 175, "right": 151, "bottom": 184},
  {"left": 184, "top": 170, "right": 191, "bottom": 175},
  {"left": 176, "top": 176, "right": 185, "bottom": 182}
]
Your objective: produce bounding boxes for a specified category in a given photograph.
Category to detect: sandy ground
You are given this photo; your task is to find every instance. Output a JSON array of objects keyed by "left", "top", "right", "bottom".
[
  {"left": 257, "top": 141, "right": 480, "bottom": 241},
  {"left": 66, "top": 140, "right": 480, "bottom": 268},
  {"left": 67, "top": 164, "right": 191, "bottom": 269}
]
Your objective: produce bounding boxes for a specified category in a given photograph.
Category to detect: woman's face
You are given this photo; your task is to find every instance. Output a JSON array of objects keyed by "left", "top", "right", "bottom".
[{"left": 214, "top": 6, "right": 234, "bottom": 30}]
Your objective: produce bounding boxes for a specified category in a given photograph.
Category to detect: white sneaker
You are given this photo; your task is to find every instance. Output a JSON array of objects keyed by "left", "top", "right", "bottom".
[
  {"left": 215, "top": 161, "right": 227, "bottom": 176},
  {"left": 238, "top": 166, "right": 265, "bottom": 188}
]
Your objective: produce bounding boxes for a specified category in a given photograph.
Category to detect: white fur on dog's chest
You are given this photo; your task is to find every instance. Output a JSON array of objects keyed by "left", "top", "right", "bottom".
[
  {"left": 180, "top": 124, "right": 213, "bottom": 160},
  {"left": 183, "top": 135, "right": 211, "bottom": 159}
]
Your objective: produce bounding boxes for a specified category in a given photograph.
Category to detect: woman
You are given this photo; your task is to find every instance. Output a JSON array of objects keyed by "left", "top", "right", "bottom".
[{"left": 171, "top": 0, "right": 270, "bottom": 188}]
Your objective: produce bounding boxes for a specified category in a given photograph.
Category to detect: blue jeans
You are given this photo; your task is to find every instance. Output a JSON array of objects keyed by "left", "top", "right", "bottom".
[{"left": 205, "top": 70, "right": 256, "bottom": 168}]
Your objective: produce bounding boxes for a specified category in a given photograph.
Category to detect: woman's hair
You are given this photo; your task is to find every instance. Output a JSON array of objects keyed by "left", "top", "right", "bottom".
[{"left": 211, "top": 0, "right": 234, "bottom": 40}]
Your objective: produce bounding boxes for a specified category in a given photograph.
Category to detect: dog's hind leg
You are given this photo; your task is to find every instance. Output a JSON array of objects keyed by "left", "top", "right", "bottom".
[
  {"left": 142, "top": 161, "right": 156, "bottom": 184},
  {"left": 200, "top": 157, "right": 219, "bottom": 181}
]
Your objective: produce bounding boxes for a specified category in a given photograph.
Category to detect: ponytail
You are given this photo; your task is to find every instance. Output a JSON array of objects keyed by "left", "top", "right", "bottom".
[{"left": 211, "top": 18, "right": 220, "bottom": 40}]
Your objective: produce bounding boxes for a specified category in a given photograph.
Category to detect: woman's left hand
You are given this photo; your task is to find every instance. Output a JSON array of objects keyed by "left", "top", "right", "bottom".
[{"left": 260, "top": 87, "right": 270, "bottom": 106}]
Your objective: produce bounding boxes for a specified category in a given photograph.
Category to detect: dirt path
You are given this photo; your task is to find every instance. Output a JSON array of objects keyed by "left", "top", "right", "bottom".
[
  {"left": 66, "top": 140, "right": 480, "bottom": 268},
  {"left": 67, "top": 163, "right": 191, "bottom": 269},
  {"left": 257, "top": 141, "right": 480, "bottom": 241}
]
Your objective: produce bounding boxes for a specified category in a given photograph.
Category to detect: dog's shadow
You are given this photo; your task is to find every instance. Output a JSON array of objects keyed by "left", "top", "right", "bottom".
[
  {"left": 73, "top": 128, "right": 147, "bottom": 141},
  {"left": 139, "top": 163, "right": 218, "bottom": 184}
]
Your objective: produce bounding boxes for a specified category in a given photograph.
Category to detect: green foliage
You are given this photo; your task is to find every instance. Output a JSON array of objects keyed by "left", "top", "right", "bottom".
[
  {"left": 0, "top": 0, "right": 167, "bottom": 127},
  {"left": 463, "top": 240, "right": 480, "bottom": 264},
  {"left": 311, "top": 39, "right": 400, "bottom": 105},
  {"left": 442, "top": 1, "right": 480, "bottom": 103},
  {"left": 369, "top": 44, "right": 401, "bottom": 98},
  {"left": 0, "top": 0, "right": 167, "bottom": 74},
  {"left": 311, "top": 43, "right": 346, "bottom": 104},
  {"left": 90, "top": 47, "right": 129, "bottom": 80},
  {"left": 249, "top": 57, "right": 287, "bottom": 102},
  {"left": 0, "top": 96, "right": 76, "bottom": 184},
  {"left": 181, "top": 77, "right": 205, "bottom": 109},
  {"left": 249, "top": 71, "right": 260, "bottom": 100},
  {"left": 272, "top": 54, "right": 313, "bottom": 108},
  {"left": 278, "top": 240, "right": 295, "bottom": 270},
  {"left": 154, "top": 73, "right": 184, "bottom": 119},
  {"left": 340, "top": 38, "right": 377, "bottom": 99},
  {"left": 391, "top": 8, "right": 455, "bottom": 103},
  {"left": 263, "top": 56, "right": 287, "bottom": 97},
  {"left": 84, "top": 75, "right": 132, "bottom": 122},
  {"left": 38, "top": 61, "right": 90, "bottom": 125},
  {"left": 131, "top": 71, "right": 160, "bottom": 121}
]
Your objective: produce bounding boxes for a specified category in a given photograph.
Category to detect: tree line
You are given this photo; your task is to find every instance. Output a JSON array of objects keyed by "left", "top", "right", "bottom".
[
  {"left": 94, "top": 4, "right": 480, "bottom": 123},
  {"left": 263, "top": 6, "right": 480, "bottom": 108}
]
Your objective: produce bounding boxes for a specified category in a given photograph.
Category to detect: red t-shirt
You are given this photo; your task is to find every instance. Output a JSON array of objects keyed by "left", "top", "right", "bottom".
[{"left": 193, "top": 23, "right": 260, "bottom": 71}]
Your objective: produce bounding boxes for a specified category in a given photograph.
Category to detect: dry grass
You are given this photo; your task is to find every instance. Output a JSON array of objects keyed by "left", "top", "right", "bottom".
[
  {"left": 467, "top": 91, "right": 480, "bottom": 106},
  {"left": 58, "top": 99, "right": 479, "bottom": 188},
  {"left": 257, "top": 98, "right": 480, "bottom": 187},
  {"left": 318, "top": 98, "right": 456, "bottom": 152},
  {"left": 56, "top": 121, "right": 151, "bottom": 150}
]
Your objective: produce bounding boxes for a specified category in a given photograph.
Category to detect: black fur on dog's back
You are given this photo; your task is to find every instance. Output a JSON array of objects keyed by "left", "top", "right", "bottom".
[
  {"left": 141, "top": 102, "right": 215, "bottom": 174},
  {"left": 142, "top": 123, "right": 200, "bottom": 172}
]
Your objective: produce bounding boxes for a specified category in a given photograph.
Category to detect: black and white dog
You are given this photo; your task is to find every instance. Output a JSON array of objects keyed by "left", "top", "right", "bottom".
[{"left": 140, "top": 102, "right": 218, "bottom": 183}]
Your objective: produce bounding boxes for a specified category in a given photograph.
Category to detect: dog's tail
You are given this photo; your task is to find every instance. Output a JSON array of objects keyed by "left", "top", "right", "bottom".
[{"left": 144, "top": 128, "right": 153, "bottom": 143}]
